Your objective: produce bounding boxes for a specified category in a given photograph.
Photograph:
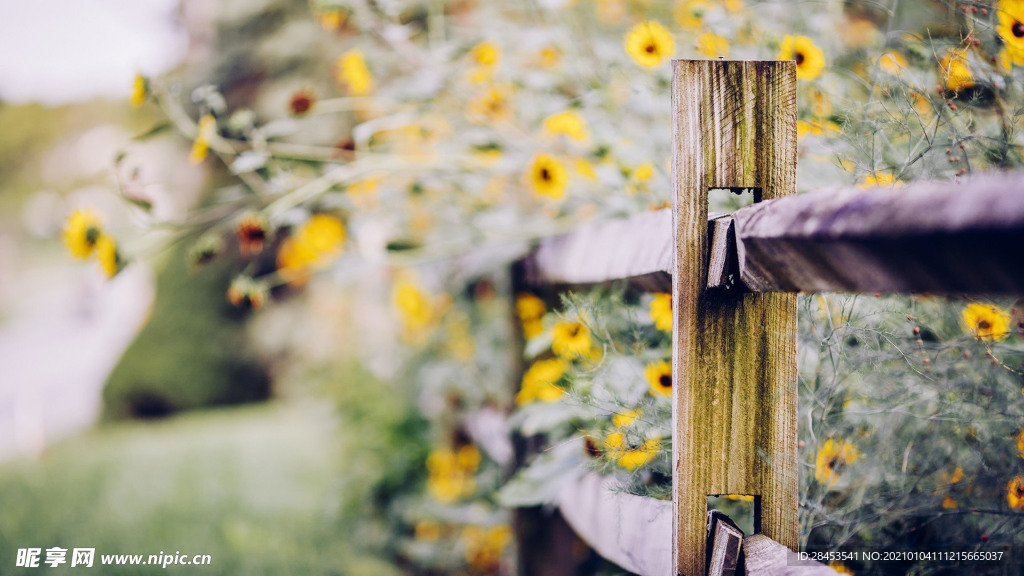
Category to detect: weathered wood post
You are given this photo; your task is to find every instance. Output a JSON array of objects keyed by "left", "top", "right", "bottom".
[{"left": 671, "top": 59, "right": 798, "bottom": 575}]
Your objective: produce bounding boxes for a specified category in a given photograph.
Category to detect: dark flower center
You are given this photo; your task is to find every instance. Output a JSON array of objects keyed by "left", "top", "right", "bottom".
[
  {"left": 977, "top": 320, "right": 991, "bottom": 330},
  {"left": 795, "top": 51, "right": 805, "bottom": 65},
  {"left": 659, "top": 374, "right": 672, "bottom": 389},
  {"left": 85, "top": 226, "right": 101, "bottom": 246},
  {"left": 568, "top": 324, "right": 579, "bottom": 337},
  {"left": 645, "top": 44, "right": 656, "bottom": 54},
  {"left": 540, "top": 168, "right": 551, "bottom": 181},
  {"left": 1013, "top": 21, "right": 1024, "bottom": 38}
]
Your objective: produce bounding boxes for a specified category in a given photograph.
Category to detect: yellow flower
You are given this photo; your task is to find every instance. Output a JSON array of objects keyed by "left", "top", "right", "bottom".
[
  {"left": 517, "top": 358, "right": 566, "bottom": 405},
  {"left": 414, "top": 520, "right": 441, "bottom": 542},
  {"left": 942, "top": 466, "right": 965, "bottom": 484},
  {"left": 939, "top": 49, "right": 974, "bottom": 92},
  {"left": 470, "top": 41, "right": 500, "bottom": 67},
  {"left": 190, "top": 114, "right": 216, "bottom": 164},
  {"left": 1008, "top": 476, "right": 1024, "bottom": 510},
  {"left": 468, "top": 85, "right": 512, "bottom": 123},
  {"left": 858, "top": 172, "right": 901, "bottom": 189},
  {"left": 723, "top": 0, "right": 743, "bottom": 12},
  {"left": 528, "top": 153, "right": 569, "bottom": 199},
  {"left": 314, "top": 8, "right": 346, "bottom": 30},
  {"left": 544, "top": 110, "right": 589, "bottom": 141},
  {"left": 612, "top": 408, "right": 642, "bottom": 427},
  {"left": 633, "top": 162, "right": 654, "bottom": 182},
  {"left": 538, "top": 45, "right": 561, "bottom": 69},
  {"left": 696, "top": 31, "right": 729, "bottom": 58},
  {"left": 941, "top": 497, "right": 958, "bottom": 509},
  {"left": 645, "top": 360, "right": 673, "bottom": 396},
  {"left": 617, "top": 437, "right": 660, "bottom": 470},
  {"left": 878, "top": 51, "right": 909, "bottom": 75},
  {"left": 777, "top": 36, "right": 826, "bottom": 81},
  {"left": 462, "top": 525, "right": 511, "bottom": 571},
  {"left": 724, "top": 494, "right": 755, "bottom": 502},
  {"left": 63, "top": 209, "right": 104, "bottom": 259},
  {"left": 426, "top": 448, "right": 477, "bottom": 503},
  {"left": 814, "top": 438, "right": 860, "bottom": 486},
  {"left": 624, "top": 21, "right": 675, "bottom": 68},
  {"left": 604, "top": 431, "right": 625, "bottom": 452},
  {"left": 276, "top": 214, "right": 346, "bottom": 284},
  {"left": 574, "top": 158, "right": 598, "bottom": 181},
  {"left": 997, "top": 0, "right": 1024, "bottom": 65},
  {"left": 650, "top": 293, "right": 672, "bottom": 332},
  {"left": 130, "top": 74, "right": 146, "bottom": 108},
  {"left": 336, "top": 50, "right": 373, "bottom": 96},
  {"left": 962, "top": 303, "right": 1010, "bottom": 341},
  {"left": 829, "top": 562, "right": 854, "bottom": 575},
  {"left": 674, "top": 0, "right": 708, "bottom": 30},
  {"left": 94, "top": 235, "right": 120, "bottom": 279},
  {"left": 796, "top": 120, "right": 840, "bottom": 140},
  {"left": 394, "top": 280, "right": 434, "bottom": 336},
  {"left": 516, "top": 293, "right": 545, "bottom": 321},
  {"left": 1016, "top": 429, "right": 1024, "bottom": 459},
  {"left": 552, "top": 321, "right": 591, "bottom": 358}
]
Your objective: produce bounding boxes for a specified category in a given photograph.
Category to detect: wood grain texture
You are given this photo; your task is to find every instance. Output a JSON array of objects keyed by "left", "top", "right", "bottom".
[
  {"left": 731, "top": 171, "right": 1024, "bottom": 293},
  {"left": 671, "top": 59, "right": 798, "bottom": 576},
  {"left": 742, "top": 535, "right": 837, "bottom": 575}
]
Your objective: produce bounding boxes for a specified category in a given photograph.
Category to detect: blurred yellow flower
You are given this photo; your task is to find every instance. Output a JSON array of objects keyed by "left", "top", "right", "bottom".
[
  {"left": 650, "top": 293, "right": 672, "bottom": 332},
  {"left": 962, "top": 303, "right": 1010, "bottom": 341},
  {"left": 462, "top": 525, "right": 511, "bottom": 571},
  {"left": 516, "top": 293, "right": 545, "bottom": 321},
  {"left": 858, "top": 172, "right": 901, "bottom": 189},
  {"left": 414, "top": 520, "right": 441, "bottom": 542},
  {"left": 617, "top": 437, "right": 660, "bottom": 470},
  {"left": 190, "top": 114, "right": 216, "bottom": 164},
  {"left": 277, "top": 214, "right": 346, "bottom": 284},
  {"left": 468, "top": 85, "right": 512, "bottom": 123},
  {"left": 829, "top": 562, "right": 854, "bottom": 575},
  {"left": 426, "top": 447, "right": 477, "bottom": 503},
  {"left": 552, "top": 321, "right": 591, "bottom": 358},
  {"left": 674, "top": 0, "right": 708, "bottom": 30},
  {"left": 336, "top": 50, "right": 373, "bottom": 96},
  {"left": 393, "top": 279, "right": 434, "bottom": 337},
  {"left": 878, "top": 51, "right": 909, "bottom": 75},
  {"left": 625, "top": 21, "right": 675, "bottom": 68},
  {"left": 604, "top": 431, "right": 625, "bottom": 451},
  {"left": 808, "top": 86, "right": 832, "bottom": 119},
  {"left": 1008, "top": 476, "right": 1024, "bottom": 510},
  {"left": 63, "top": 209, "right": 104, "bottom": 260},
  {"left": 645, "top": 360, "right": 672, "bottom": 396},
  {"left": 941, "top": 497, "right": 958, "bottom": 509},
  {"left": 797, "top": 120, "right": 840, "bottom": 140},
  {"left": 777, "top": 36, "right": 825, "bottom": 81},
  {"left": 814, "top": 438, "right": 860, "bottom": 486},
  {"left": 696, "top": 31, "right": 729, "bottom": 58},
  {"left": 517, "top": 358, "right": 567, "bottom": 405},
  {"left": 1016, "top": 429, "right": 1024, "bottom": 459},
  {"left": 939, "top": 49, "right": 974, "bottom": 92},
  {"left": 539, "top": 45, "right": 561, "bottom": 68},
  {"left": 314, "top": 8, "right": 346, "bottom": 30},
  {"left": 544, "top": 110, "right": 589, "bottom": 141},
  {"left": 612, "top": 408, "right": 641, "bottom": 427},
  {"left": 634, "top": 162, "right": 654, "bottom": 182},
  {"left": 130, "top": 74, "right": 146, "bottom": 108},
  {"left": 997, "top": 0, "right": 1024, "bottom": 65},
  {"left": 528, "top": 153, "right": 569, "bottom": 199},
  {"left": 470, "top": 41, "right": 500, "bottom": 67},
  {"left": 723, "top": 0, "right": 743, "bottom": 12},
  {"left": 95, "top": 235, "right": 120, "bottom": 279}
]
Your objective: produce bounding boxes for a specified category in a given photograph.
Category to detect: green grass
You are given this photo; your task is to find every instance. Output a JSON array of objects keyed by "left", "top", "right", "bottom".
[{"left": 0, "top": 402, "right": 400, "bottom": 575}]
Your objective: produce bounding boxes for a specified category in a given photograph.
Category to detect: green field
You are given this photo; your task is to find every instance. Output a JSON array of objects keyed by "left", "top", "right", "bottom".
[{"left": 0, "top": 402, "right": 400, "bottom": 575}]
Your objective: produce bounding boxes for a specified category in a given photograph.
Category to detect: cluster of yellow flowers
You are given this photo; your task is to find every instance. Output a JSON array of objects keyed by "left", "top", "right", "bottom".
[
  {"left": 461, "top": 524, "right": 512, "bottom": 572},
  {"left": 425, "top": 445, "right": 481, "bottom": 504},
  {"left": 62, "top": 209, "right": 122, "bottom": 279},
  {"left": 603, "top": 429, "right": 662, "bottom": 471}
]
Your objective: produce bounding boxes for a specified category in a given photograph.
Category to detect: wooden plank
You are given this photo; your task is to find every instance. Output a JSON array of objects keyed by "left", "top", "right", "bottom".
[
  {"left": 742, "top": 535, "right": 838, "bottom": 576},
  {"left": 556, "top": 472, "right": 673, "bottom": 576},
  {"left": 671, "top": 59, "right": 798, "bottom": 575},
  {"left": 730, "top": 171, "right": 1024, "bottom": 293},
  {"left": 706, "top": 511, "right": 743, "bottom": 576},
  {"left": 525, "top": 209, "right": 675, "bottom": 285}
]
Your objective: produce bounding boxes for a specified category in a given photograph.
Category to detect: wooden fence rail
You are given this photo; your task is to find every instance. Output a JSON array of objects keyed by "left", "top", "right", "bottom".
[{"left": 504, "top": 58, "right": 1024, "bottom": 576}]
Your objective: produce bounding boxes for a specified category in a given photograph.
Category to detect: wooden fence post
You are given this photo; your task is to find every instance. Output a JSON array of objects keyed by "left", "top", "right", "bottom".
[{"left": 671, "top": 60, "right": 798, "bottom": 575}]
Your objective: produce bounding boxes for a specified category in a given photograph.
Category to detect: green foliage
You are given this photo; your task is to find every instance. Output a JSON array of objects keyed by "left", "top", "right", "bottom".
[{"left": 102, "top": 242, "right": 270, "bottom": 420}]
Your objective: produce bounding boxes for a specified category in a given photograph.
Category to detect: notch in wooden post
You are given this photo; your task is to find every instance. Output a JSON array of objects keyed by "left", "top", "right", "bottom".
[{"left": 670, "top": 60, "right": 798, "bottom": 575}]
